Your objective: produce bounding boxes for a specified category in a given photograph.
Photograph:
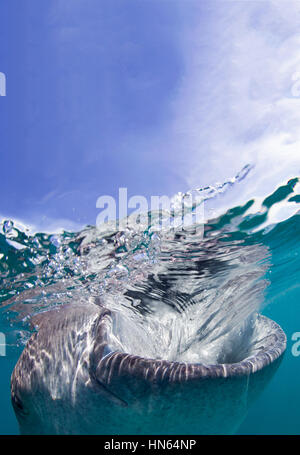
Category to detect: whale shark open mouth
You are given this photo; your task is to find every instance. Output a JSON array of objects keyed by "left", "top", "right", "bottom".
[
  {"left": 91, "top": 307, "right": 286, "bottom": 385},
  {"left": 10, "top": 299, "right": 286, "bottom": 435}
]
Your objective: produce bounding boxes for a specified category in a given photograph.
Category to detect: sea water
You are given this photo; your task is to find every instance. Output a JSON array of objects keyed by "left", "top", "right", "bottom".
[{"left": 0, "top": 175, "right": 300, "bottom": 435}]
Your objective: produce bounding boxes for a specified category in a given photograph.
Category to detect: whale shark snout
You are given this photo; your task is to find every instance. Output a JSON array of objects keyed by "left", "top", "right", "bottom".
[{"left": 11, "top": 303, "right": 286, "bottom": 435}]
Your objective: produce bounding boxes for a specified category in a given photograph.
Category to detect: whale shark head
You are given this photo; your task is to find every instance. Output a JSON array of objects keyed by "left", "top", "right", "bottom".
[{"left": 11, "top": 301, "right": 286, "bottom": 435}]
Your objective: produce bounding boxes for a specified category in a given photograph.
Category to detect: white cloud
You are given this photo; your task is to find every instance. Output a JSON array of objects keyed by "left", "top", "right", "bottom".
[{"left": 167, "top": 0, "right": 300, "bottom": 210}]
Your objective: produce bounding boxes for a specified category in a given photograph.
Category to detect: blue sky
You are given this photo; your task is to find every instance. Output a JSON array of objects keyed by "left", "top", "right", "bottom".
[
  {"left": 0, "top": 1, "right": 300, "bottom": 231},
  {"left": 0, "top": 1, "right": 189, "bottom": 229}
]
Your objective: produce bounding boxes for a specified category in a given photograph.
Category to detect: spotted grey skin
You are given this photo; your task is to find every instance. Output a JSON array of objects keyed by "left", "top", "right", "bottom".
[{"left": 11, "top": 303, "right": 286, "bottom": 435}]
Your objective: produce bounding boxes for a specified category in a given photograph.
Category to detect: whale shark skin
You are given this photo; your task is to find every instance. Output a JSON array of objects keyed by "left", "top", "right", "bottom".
[{"left": 10, "top": 303, "right": 286, "bottom": 435}]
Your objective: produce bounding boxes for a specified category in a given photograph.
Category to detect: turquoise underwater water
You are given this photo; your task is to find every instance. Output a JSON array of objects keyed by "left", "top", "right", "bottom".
[{"left": 0, "top": 178, "right": 300, "bottom": 435}]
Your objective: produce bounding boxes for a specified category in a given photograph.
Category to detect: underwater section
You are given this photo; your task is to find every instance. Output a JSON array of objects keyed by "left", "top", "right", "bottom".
[{"left": 0, "top": 173, "right": 299, "bottom": 434}]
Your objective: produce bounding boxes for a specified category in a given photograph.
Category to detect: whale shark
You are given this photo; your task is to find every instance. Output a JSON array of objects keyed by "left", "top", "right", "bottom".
[
  {"left": 11, "top": 300, "right": 286, "bottom": 435},
  {"left": 9, "top": 222, "right": 288, "bottom": 435}
]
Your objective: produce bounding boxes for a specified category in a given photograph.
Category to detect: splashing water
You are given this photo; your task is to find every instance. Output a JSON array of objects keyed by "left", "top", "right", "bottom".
[{"left": 0, "top": 170, "right": 299, "bottom": 366}]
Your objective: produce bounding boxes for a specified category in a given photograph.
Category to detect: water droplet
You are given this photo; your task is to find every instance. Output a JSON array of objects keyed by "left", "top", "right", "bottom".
[
  {"left": 3, "top": 220, "right": 13, "bottom": 234},
  {"left": 50, "top": 235, "right": 61, "bottom": 248}
]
